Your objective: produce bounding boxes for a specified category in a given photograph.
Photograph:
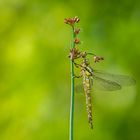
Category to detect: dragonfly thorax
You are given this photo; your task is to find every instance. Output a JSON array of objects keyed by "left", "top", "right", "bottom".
[
  {"left": 86, "top": 66, "right": 93, "bottom": 76},
  {"left": 81, "top": 65, "right": 93, "bottom": 77}
]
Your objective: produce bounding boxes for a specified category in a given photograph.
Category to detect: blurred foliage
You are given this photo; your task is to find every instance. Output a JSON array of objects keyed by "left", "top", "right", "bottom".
[{"left": 0, "top": 0, "right": 140, "bottom": 140}]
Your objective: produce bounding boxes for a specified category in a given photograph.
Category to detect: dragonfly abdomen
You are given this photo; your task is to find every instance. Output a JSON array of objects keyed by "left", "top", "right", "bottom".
[{"left": 83, "top": 76, "right": 93, "bottom": 129}]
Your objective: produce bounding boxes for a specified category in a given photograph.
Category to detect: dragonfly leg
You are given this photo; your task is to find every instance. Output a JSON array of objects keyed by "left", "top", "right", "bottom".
[
  {"left": 74, "top": 62, "right": 82, "bottom": 68},
  {"left": 74, "top": 74, "right": 82, "bottom": 78}
]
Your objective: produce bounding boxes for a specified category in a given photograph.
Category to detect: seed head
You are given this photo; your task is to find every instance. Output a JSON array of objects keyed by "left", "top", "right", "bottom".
[
  {"left": 64, "top": 16, "right": 80, "bottom": 26},
  {"left": 68, "top": 47, "right": 81, "bottom": 60},
  {"left": 74, "top": 38, "right": 80, "bottom": 44},
  {"left": 74, "top": 28, "right": 80, "bottom": 35},
  {"left": 93, "top": 55, "right": 104, "bottom": 63}
]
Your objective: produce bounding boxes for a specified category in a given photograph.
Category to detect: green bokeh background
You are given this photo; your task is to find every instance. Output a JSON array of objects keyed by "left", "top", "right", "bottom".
[{"left": 0, "top": 0, "right": 140, "bottom": 140}]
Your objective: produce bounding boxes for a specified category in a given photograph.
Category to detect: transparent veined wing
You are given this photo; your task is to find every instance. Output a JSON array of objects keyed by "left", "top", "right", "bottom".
[
  {"left": 75, "top": 75, "right": 121, "bottom": 93},
  {"left": 93, "top": 70, "right": 136, "bottom": 86},
  {"left": 92, "top": 75, "right": 121, "bottom": 91},
  {"left": 75, "top": 70, "right": 135, "bottom": 92}
]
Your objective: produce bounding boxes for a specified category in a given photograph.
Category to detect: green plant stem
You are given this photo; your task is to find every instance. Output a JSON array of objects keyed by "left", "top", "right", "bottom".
[{"left": 69, "top": 26, "right": 75, "bottom": 140}]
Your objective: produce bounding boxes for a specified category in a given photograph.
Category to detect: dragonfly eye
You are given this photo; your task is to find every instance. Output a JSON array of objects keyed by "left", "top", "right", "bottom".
[{"left": 83, "top": 58, "right": 90, "bottom": 65}]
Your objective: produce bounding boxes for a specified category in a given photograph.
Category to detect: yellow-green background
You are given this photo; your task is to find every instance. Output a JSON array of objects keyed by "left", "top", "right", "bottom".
[{"left": 0, "top": 0, "right": 139, "bottom": 140}]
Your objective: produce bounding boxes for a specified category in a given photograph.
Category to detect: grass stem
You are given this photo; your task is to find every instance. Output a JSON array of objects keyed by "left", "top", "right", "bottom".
[{"left": 69, "top": 26, "right": 75, "bottom": 140}]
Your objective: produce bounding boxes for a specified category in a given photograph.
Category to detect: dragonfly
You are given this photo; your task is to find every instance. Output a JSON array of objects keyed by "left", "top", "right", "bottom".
[{"left": 74, "top": 58, "right": 136, "bottom": 129}]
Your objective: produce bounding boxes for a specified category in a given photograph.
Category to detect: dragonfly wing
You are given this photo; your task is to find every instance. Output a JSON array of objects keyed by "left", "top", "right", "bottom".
[
  {"left": 93, "top": 70, "right": 136, "bottom": 86},
  {"left": 75, "top": 70, "right": 135, "bottom": 93},
  {"left": 92, "top": 75, "right": 121, "bottom": 91},
  {"left": 75, "top": 84, "right": 84, "bottom": 93},
  {"left": 75, "top": 76, "right": 121, "bottom": 92}
]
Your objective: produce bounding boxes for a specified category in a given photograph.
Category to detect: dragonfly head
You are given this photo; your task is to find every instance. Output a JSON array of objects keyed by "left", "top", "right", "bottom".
[{"left": 82, "top": 58, "right": 90, "bottom": 66}]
